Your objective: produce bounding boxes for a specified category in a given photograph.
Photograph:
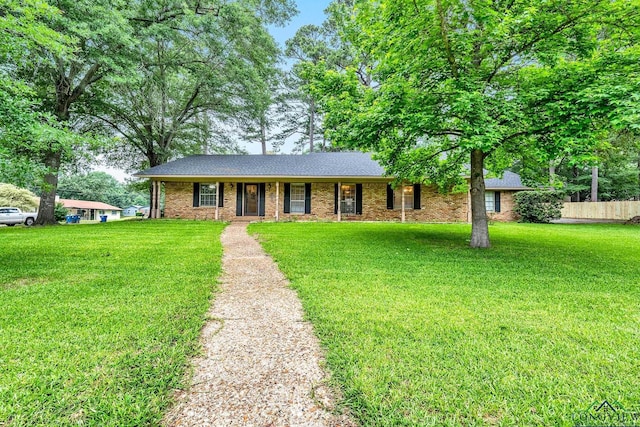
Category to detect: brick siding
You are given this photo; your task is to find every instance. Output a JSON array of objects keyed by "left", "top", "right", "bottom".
[
  {"left": 487, "top": 191, "right": 520, "bottom": 222},
  {"left": 164, "top": 181, "right": 470, "bottom": 222}
]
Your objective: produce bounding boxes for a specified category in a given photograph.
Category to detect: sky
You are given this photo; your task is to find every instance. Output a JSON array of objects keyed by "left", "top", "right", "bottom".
[
  {"left": 270, "top": 0, "right": 332, "bottom": 52},
  {"left": 100, "top": 0, "right": 332, "bottom": 181}
]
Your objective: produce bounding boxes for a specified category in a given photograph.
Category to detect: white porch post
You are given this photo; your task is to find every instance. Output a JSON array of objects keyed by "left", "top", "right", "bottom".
[
  {"left": 215, "top": 181, "right": 219, "bottom": 220},
  {"left": 275, "top": 181, "right": 280, "bottom": 221},
  {"left": 337, "top": 181, "right": 342, "bottom": 222},
  {"left": 467, "top": 187, "right": 472, "bottom": 223},
  {"left": 151, "top": 180, "right": 158, "bottom": 219},
  {"left": 155, "top": 181, "right": 161, "bottom": 219},
  {"left": 401, "top": 184, "right": 406, "bottom": 223}
]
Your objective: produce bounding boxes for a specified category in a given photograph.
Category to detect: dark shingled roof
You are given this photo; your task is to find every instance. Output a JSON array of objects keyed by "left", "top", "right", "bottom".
[
  {"left": 135, "top": 152, "right": 387, "bottom": 178},
  {"left": 135, "top": 152, "right": 529, "bottom": 189},
  {"left": 484, "top": 170, "right": 530, "bottom": 190}
]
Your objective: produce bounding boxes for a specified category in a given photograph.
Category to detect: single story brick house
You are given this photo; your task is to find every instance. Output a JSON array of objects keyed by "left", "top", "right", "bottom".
[{"left": 135, "top": 152, "right": 529, "bottom": 222}]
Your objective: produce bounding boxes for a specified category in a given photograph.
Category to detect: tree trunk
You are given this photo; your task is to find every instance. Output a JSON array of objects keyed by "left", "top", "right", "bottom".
[
  {"left": 36, "top": 150, "right": 62, "bottom": 225},
  {"left": 147, "top": 152, "right": 166, "bottom": 218},
  {"left": 549, "top": 161, "right": 556, "bottom": 185},
  {"left": 637, "top": 153, "right": 640, "bottom": 200},
  {"left": 469, "top": 149, "right": 490, "bottom": 248},
  {"left": 309, "top": 99, "right": 315, "bottom": 153},
  {"left": 590, "top": 166, "right": 598, "bottom": 202},
  {"left": 260, "top": 121, "right": 267, "bottom": 155},
  {"left": 571, "top": 165, "right": 580, "bottom": 202}
]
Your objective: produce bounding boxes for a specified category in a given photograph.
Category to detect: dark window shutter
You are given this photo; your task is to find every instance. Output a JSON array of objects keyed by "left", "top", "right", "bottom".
[
  {"left": 386, "top": 184, "right": 394, "bottom": 209},
  {"left": 193, "top": 183, "right": 200, "bottom": 207},
  {"left": 413, "top": 184, "right": 421, "bottom": 210},
  {"left": 284, "top": 183, "right": 291, "bottom": 213},
  {"left": 258, "top": 183, "right": 266, "bottom": 216},
  {"left": 236, "top": 183, "right": 243, "bottom": 216},
  {"left": 304, "top": 183, "right": 311, "bottom": 214},
  {"left": 218, "top": 183, "right": 224, "bottom": 207},
  {"left": 356, "top": 183, "right": 363, "bottom": 215},
  {"left": 334, "top": 183, "right": 338, "bottom": 214},
  {"left": 495, "top": 191, "right": 501, "bottom": 213}
]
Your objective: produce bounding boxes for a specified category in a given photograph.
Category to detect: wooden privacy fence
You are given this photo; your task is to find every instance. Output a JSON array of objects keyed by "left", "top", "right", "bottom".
[{"left": 561, "top": 201, "right": 640, "bottom": 220}]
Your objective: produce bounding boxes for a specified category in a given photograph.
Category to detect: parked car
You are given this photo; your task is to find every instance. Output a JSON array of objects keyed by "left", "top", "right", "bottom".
[{"left": 0, "top": 207, "right": 37, "bottom": 226}]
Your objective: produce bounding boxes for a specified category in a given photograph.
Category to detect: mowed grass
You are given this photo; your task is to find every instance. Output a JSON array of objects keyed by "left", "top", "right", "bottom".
[
  {"left": 0, "top": 220, "right": 224, "bottom": 426},
  {"left": 249, "top": 222, "right": 640, "bottom": 426}
]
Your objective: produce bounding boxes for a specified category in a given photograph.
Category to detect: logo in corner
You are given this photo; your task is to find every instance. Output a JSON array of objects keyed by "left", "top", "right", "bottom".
[{"left": 573, "top": 400, "right": 640, "bottom": 427}]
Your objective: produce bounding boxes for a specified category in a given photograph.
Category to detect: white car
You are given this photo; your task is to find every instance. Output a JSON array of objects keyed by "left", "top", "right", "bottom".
[{"left": 0, "top": 207, "right": 37, "bottom": 226}]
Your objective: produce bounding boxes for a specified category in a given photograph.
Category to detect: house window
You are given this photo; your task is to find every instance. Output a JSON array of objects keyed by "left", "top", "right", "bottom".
[
  {"left": 290, "top": 183, "right": 305, "bottom": 214},
  {"left": 341, "top": 184, "right": 356, "bottom": 214},
  {"left": 485, "top": 191, "right": 495, "bottom": 212},
  {"left": 393, "top": 185, "right": 414, "bottom": 210},
  {"left": 200, "top": 183, "right": 217, "bottom": 207},
  {"left": 111, "top": 210, "right": 117, "bottom": 215}
]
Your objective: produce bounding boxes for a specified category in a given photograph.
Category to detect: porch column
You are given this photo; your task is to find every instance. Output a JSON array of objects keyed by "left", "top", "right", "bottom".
[
  {"left": 275, "top": 181, "right": 280, "bottom": 221},
  {"left": 401, "top": 184, "right": 406, "bottom": 223},
  {"left": 151, "top": 180, "right": 158, "bottom": 219},
  {"left": 155, "top": 181, "right": 161, "bottom": 219},
  {"left": 215, "top": 181, "right": 219, "bottom": 220},
  {"left": 467, "top": 187, "right": 472, "bottom": 223},
  {"left": 337, "top": 181, "right": 341, "bottom": 222}
]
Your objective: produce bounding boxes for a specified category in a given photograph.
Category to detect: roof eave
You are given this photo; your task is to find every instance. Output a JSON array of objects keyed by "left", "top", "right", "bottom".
[
  {"left": 485, "top": 187, "right": 532, "bottom": 191},
  {"left": 133, "top": 174, "right": 393, "bottom": 182}
]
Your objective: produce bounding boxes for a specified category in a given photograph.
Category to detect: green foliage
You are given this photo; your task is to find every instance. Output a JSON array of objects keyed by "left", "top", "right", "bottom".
[
  {"left": 97, "top": 0, "right": 295, "bottom": 170},
  {"left": 0, "top": 183, "right": 38, "bottom": 210},
  {"left": 519, "top": 131, "right": 640, "bottom": 201},
  {"left": 513, "top": 190, "right": 564, "bottom": 223},
  {"left": 251, "top": 222, "right": 640, "bottom": 426},
  {"left": 0, "top": 1, "right": 76, "bottom": 187},
  {"left": 53, "top": 202, "right": 68, "bottom": 221},
  {"left": 0, "top": 221, "right": 224, "bottom": 425},
  {"left": 57, "top": 172, "right": 148, "bottom": 208},
  {"left": 309, "top": 0, "right": 640, "bottom": 245}
]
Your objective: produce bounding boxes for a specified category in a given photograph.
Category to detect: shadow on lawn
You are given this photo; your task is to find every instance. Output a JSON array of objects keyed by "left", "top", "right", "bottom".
[{"left": 329, "top": 222, "right": 639, "bottom": 279}]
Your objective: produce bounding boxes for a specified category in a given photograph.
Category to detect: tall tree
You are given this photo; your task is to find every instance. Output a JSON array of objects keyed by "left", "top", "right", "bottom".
[
  {"left": 92, "top": 0, "right": 295, "bottom": 210},
  {"left": 6, "top": 0, "right": 135, "bottom": 225},
  {"left": 237, "top": 68, "right": 284, "bottom": 154},
  {"left": 314, "top": 0, "right": 640, "bottom": 247},
  {"left": 0, "top": 1, "right": 72, "bottom": 188},
  {"left": 281, "top": 25, "right": 331, "bottom": 153}
]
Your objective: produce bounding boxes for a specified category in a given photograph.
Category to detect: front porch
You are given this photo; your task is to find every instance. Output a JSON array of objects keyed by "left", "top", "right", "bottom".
[{"left": 161, "top": 180, "right": 469, "bottom": 223}]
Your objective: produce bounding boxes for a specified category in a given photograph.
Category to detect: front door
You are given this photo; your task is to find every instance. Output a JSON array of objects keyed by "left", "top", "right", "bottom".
[{"left": 244, "top": 184, "right": 259, "bottom": 216}]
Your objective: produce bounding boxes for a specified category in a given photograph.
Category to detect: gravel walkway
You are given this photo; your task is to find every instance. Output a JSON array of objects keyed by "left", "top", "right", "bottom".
[{"left": 164, "top": 223, "right": 354, "bottom": 427}]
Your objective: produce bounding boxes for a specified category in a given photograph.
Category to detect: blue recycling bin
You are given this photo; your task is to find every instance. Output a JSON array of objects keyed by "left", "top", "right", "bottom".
[
  {"left": 100, "top": 215, "right": 107, "bottom": 222},
  {"left": 65, "top": 215, "right": 72, "bottom": 224}
]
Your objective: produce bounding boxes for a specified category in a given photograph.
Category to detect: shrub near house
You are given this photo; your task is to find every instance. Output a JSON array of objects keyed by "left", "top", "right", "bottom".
[{"left": 514, "top": 191, "right": 564, "bottom": 223}]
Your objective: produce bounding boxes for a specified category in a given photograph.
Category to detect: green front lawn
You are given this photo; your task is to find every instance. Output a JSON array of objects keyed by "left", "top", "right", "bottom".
[
  {"left": 250, "top": 222, "right": 640, "bottom": 426},
  {"left": 0, "top": 220, "right": 224, "bottom": 426}
]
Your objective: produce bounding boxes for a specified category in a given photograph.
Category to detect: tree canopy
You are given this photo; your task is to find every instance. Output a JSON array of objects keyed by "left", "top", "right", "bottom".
[
  {"left": 0, "top": 0, "right": 296, "bottom": 223},
  {"left": 312, "top": 0, "right": 640, "bottom": 247},
  {"left": 57, "top": 172, "right": 148, "bottom": 208}
]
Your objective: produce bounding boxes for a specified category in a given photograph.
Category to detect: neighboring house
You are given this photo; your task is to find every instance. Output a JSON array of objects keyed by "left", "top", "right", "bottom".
[
  {"left": 135, "top": 152, "right": 528, "bottom": 222},
  {"left": 123, "top": 205, "right": 143, "bottom": 217},
  {"left": 484, "top": 171, "right": 532, "bottom": 221},
  {"left": 59, "top": 199, "right": 122, "bottom": 221}
]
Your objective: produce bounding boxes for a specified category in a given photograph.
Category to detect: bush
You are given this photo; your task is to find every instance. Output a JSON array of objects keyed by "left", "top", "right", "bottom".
[
  {"left": 513, "top": 190, "right": 564, "bottom": 223},
  {"left": 0, "top": 183, "right": 38, "bottom": 211},
  {"left": 54, "top": 203, "right": 69, "bottom": 222}
]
